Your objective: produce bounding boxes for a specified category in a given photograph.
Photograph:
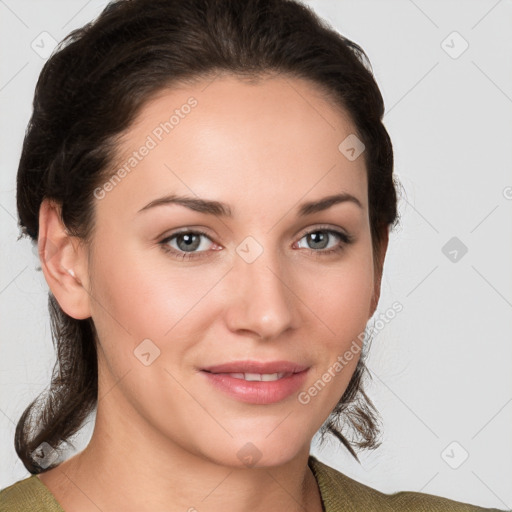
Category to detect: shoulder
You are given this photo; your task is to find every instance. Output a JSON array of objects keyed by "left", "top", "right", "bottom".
[
  {"left": 0, "top": 475, "right": 64, "bottom": 512},
  {"left": 308, "top": 456, "right": 507, "bottom": 512}
]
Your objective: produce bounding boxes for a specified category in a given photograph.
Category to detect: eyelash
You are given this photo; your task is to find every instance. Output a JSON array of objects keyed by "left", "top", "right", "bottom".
[{"left": 158, "top": 226, "right": 354, "bottom": 261}]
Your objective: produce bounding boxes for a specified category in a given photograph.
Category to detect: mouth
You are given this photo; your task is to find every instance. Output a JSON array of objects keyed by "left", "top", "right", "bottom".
[
  {"left": 210, "top": 372, "right": 291, "bottom": 382},
  {"left": 202, "top": 360, "right": 308, "bottom": 374},
  {"left": 200, "top": 360, "right": 310, "bottom": 404}
]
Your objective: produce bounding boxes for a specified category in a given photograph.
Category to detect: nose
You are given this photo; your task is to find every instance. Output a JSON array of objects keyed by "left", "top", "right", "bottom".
[{"left": 223, "top": 242, "right": 298, "bottom": 340}]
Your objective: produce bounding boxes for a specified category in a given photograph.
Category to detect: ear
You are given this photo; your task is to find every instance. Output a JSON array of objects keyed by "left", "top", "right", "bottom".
[
  {"left": 369, "top": 224, "right": 389, "bottom": 318},
  {"left": 38, "top": 199, "right": 92, "bottom": 320}
]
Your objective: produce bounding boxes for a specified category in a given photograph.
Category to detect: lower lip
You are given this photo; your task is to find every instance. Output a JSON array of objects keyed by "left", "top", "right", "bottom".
[{"left": 201, "top": 370, "right": 309, "bottom": 405}]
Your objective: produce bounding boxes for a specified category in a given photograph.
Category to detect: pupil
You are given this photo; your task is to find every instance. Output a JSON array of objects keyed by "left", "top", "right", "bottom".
[
  {"left": 178, "top": 234, "right": 200, "bottom": 251},
  {"left": 309, "top": 231, "right": 327, "bottom": 249}
]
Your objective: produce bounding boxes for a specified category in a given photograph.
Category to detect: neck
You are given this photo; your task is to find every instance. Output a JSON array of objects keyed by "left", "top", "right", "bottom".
[{"left": 38, "top": 387, "right": 323, "bottom": 512}]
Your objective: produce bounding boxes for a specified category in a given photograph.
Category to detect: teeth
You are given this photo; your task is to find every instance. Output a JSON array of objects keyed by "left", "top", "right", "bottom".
[
  {"left": 244, "top": 373, "right": 263, "bottom": 381},
  {"left": 227, "top": 372, "right": 287, "bottom": 381}
]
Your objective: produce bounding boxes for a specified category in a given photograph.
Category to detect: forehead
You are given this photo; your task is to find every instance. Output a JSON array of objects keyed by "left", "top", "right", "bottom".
[{"left": 99, "top": 73, "right": 368, "bottom": 217}]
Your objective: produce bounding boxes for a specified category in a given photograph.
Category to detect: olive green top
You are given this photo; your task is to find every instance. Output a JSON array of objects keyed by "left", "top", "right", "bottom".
[{"left": 0, "top": 455, "right": 507, "bottom": 511}]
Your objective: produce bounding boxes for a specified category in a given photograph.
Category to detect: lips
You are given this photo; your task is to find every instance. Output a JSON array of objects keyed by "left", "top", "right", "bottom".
[
  {"left": 200, "top": 360, "right": 310, "bottom": 404},
  {"left": 223, "top": 372, "right": 288, "bottom": 381},
  {"left": 202, "top": 360, "right": 309, "bottom": 374}
]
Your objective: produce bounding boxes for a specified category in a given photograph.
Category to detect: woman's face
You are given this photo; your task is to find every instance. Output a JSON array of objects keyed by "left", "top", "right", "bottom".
[{"left": 83, "top": 73, "right": 383, "bottom": 467}]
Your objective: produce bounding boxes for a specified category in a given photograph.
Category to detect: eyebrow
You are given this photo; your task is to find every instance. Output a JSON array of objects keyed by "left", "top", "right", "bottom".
[{"left": 137, "top": 192, "right": 363, "bottom": 217}]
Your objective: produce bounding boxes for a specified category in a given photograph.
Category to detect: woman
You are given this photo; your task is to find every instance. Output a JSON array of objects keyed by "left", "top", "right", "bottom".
[{"left": 0, "top": 0, "right": 506, "bottom": 510}]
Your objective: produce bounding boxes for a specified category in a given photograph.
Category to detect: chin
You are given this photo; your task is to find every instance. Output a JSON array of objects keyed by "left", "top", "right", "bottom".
[{"left": 195, "top": 431, "right": 311, "bottom": 470}]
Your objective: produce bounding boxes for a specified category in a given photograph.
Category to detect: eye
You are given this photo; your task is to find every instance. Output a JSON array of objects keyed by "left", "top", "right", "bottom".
[
  {"left": 159, "top": 229, "right": 218, "bottom": 260},
  {"left": 294, "top": 227, "right": 353, "bottom": 255},
  {"left": 159, "top": 226, "right": 354, "bottom": 261}
]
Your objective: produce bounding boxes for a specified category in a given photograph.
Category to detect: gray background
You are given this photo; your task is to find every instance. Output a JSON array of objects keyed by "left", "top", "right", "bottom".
[{"left": 1, "top": 0, "right": 511, "bottom": 509}]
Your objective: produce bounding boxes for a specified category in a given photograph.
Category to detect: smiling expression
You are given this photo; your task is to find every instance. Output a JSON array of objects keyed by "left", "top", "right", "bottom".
[{"left": 80, "top": 72, "right": 383, "bottom": 467}]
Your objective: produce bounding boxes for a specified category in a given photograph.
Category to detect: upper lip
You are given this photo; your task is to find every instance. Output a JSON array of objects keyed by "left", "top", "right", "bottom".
[{"left": 202, "top": 360, "right": 309, "bottom": 374}]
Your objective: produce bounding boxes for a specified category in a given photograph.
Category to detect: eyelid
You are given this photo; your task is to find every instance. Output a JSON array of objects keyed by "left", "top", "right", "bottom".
[
  {"left": 296, "top": 223, "right": 352, "bottom": 241},
  {"left": 159, "top": 224, "right": 352, "bottom": 246},
  {"left": 158, "top": 223, "right": 354, "bottom": 263},
  {"left": 158, "top": 226, "right": 215, "bottom": 243},
  {"left": 159, "top": 228, "right": 215, "bottom": 247}
]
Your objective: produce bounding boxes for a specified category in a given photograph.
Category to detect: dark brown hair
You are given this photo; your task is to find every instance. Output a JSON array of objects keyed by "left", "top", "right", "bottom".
[{"left": 15, "top": 0, "right": 400, "bottom": 473}]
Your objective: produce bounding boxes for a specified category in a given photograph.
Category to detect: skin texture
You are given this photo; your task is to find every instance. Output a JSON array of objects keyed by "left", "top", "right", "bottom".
[{"left": 37, "top": 73, "right": 388, "bottom": 512}]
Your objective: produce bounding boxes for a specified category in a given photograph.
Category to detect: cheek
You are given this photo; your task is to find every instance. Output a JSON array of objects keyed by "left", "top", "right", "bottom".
[
  {"left": 303, "top": 250, "right": 375, "bottom": 341},
  {"left": 86, "top": 235, "right": 227, "bottom": 372},
  {"left": 88, "top": 236, "right": 188, "bottom": 330},
  {"left": 299, "top": 246, "right": 374, "bottom": 396},
  {"left": 88, "top": 227, "right": 375, "bottom": 371}
]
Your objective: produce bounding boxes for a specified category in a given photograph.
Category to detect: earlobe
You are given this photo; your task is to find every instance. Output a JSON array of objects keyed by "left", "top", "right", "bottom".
[{"left": 38, "top": 199, "right": 92, "bottom": 320}]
